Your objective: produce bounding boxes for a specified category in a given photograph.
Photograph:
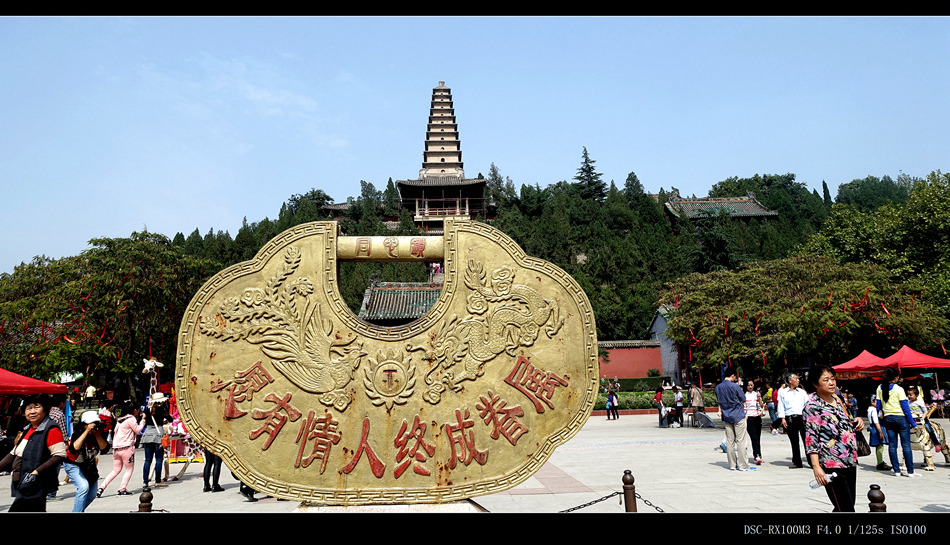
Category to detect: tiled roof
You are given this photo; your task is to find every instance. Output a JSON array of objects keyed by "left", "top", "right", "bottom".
[
  {"left": 665, "top": 194, "right": 777, "bottom": 219},
  {"left": 396, "top": 176, "right": 485, "bottom": 187},
  {"left": 358, "top": 281, "right": 444, "bottom": 322}
]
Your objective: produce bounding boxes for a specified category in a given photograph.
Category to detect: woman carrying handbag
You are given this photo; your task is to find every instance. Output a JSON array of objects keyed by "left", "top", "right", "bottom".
[{"left": 140, "top": 392, "right": 169, "bottom": 488}]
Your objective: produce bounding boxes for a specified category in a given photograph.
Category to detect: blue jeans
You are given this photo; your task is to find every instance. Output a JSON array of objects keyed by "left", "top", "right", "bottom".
[
  {"left": 62, "top": 461, "right": 97, "bottom": 512},
  {"left": 883, "top": 415, "right": 915, "bottom": 474},
  {"left": 142, "top": 443, "right": 164, "bottom": 484}
]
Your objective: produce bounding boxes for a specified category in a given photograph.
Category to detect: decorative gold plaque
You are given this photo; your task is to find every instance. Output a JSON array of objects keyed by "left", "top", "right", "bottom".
[{"left": 175, "top": 219, "right": 598, "bottom": 505}]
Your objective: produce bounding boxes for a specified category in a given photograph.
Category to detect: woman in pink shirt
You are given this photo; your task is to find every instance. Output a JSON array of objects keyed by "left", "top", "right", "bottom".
[{"left": 97, "top": 404, "right": 146, "bottom": 497}]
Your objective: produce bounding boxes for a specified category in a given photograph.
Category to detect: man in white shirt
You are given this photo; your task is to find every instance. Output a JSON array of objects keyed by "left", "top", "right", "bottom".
[{"left": 777, "top": 373, "right": 809, "bottom": 468}]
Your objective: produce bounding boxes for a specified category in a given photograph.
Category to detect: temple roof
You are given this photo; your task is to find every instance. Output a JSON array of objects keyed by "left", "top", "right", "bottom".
[
  {"left": 664, "top": 193, "right": 777, "bottom": 219},
  {"left": 396, "top": 176, "right": 485, "bottom": 187},
  {"left": 358, "top": 281, "right": 444, "bottom": 323}
]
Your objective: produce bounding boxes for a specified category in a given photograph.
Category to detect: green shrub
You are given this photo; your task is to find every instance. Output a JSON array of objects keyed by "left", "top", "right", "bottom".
[{"left": 595, "top": 390, "right": 719, "bottom": 410}]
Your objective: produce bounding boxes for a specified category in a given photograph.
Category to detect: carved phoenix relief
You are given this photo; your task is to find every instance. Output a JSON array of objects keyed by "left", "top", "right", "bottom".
[{"left": 198, "top": 247, "right": 365, "bottom": 411}]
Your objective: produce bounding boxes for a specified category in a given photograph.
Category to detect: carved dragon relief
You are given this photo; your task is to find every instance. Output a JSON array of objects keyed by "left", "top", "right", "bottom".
[
  {"left": 412, "top": 259, "right": 566, "bottom": 404},
  {"left": 198, "top": 246, "right": 366, "bottom": 411}
]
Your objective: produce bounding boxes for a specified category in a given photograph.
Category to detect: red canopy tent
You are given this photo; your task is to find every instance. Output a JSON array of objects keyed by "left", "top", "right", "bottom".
[
  {"left": 834, "top": 346, "right": 950, "bottom": 379},
  {"left": 0, "top": 367, "right": 68, "bottom": 396},
  {"left": 833, "top": 350, "right": 887, "bottom": 379},
  {"left": 877, "top": 345, "right": 950, "bottom": 370}
]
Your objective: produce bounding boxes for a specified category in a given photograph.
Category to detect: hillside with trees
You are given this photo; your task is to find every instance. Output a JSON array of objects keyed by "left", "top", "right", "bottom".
[{"left": 1, "top": 147, "right": 946, "bottom": 394}]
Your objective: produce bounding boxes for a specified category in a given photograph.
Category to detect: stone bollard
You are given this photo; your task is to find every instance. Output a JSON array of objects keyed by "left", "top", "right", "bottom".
[
  {"left": 622, "top": 470, "right": 637, "bottom": 512},
  {"left": 867, "top": 484, "right": 886, "bottom": 512},
  {"left": 138, "top": 486, "right": 153, "bottom": 512}
]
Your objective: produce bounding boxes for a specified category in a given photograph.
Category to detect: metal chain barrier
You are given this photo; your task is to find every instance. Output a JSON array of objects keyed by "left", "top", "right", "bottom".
[
  {"left": 557, "top": 470, "right": 665, "bottom": 513},
  {"left": 635, "top": 491, "right": 665, "bottom": 512},
  {"left": 558, "top": 491, "right": 623, "bottom": 513},
  {"left": 558, "top": 490, "right": 665, "bottom": 513}
]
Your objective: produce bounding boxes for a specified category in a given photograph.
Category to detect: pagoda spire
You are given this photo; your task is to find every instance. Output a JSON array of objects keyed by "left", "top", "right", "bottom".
[
  {"left": 395, "top": 81, "right": 487, "bottom": 233},
  {"left": 420, "top": 81, "right": 464, "bottom": 180}
]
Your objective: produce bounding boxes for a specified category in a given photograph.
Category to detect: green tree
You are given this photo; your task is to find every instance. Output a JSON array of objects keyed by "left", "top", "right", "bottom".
[
  {"left": 804, "top": 170, "right": 950, "bottom": 322},
  {"left": 485, "top": 163, "right": 516, "bottom": 216},
  {"left": 835, "top": 174, "right": 914, "bottom": 211},
  {"left": 659, "top": 255, "right": 947, "bottom": 375},
  {"left": 573, "top": 147, "right": 607, "bottom": 203},
  {"left": 278, "top": 188, "right": 333, "bottom": 231},
  {"left": 822, "top": 180, "right": 833, "bottom": 208},
  {"left": 0, "top": 255, "right": 85, "bottom": 381},
  {"left": 382, "top": 178, "right": 401, "bottom": 218},
  {"left": 686, "top": 211, "right": 742, "bottom": 273},
  {"left": 233, "top": 217, "right": 260, "bottom": 262},
  {"left": 0, "top": 233, "right": 221, "bottom": 400},
  {"left": 183, "top": 228, "right": 204, "bottom": 257},
  {"left": 706, "top": 172, "right": 827, "bottom": 264},
  {"left": 621, "top": 171, "right": 643, "bottom": 207},
  {"left": 253, "top": 218, "right": 280, "bottom": 251}
]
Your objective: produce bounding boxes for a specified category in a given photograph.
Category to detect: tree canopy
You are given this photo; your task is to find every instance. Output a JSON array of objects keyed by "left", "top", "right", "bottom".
[
  {"left": 659, "top": 255, "right": 948, "bottom": 376},
  {"left": 804, "top": 170, "right": 950, "bottom": 324},
  {"left": 0, "top": 232, "right": 221, "bottom": 399}
]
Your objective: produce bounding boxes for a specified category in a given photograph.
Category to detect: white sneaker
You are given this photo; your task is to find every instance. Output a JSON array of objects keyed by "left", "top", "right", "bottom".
[
  {"left": 892, "top": 472, "right": 903, "bottom": 477},
  {"left": 905, "top": 472, "right": 922, "bottom": 478}
]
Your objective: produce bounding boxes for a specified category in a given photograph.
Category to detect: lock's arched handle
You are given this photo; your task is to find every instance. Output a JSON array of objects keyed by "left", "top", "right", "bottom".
[{"left": 337, "top": 235, "right": 444, "bottom": 262}]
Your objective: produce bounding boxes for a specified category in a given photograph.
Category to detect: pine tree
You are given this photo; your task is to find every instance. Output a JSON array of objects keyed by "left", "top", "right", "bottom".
[
  {"left": 383, "top": 178, "right": 401, "bottom": 219},
  {"left": 573, "top": 147, "right": 607, "bottom": 203}
]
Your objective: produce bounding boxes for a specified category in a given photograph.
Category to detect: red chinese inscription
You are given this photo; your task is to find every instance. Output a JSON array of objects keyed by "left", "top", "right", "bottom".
[
  {"left": 504, "top": 355, "right": 569, "bottom": 414},
  {"left": 340, "top": 417, "right": 386, "bottom": 478},
  {"left": 393, "top": 415, "right": 436, "bottom": 478},
  {"left": 294, "top": 410, "right": 342, "bottom": 473},
  {"left": 383, "top": 237, "right": 399, "bottom": 258},
  {"left": 476, "top": 390, "right": 528, "bottom": 446},
  {"left": 249, "top": 393, "right": 302, "bottom": 450},
  {"left": 209, "top": 361, "right": 275, "bottom": 420},
  {"left": 443, "top": 408, "right": 488, "bottom": 469},
  {"left": 410, "top": 238, "right": 426, "bottom": 258},
  {"left": 355, "top": 237, "right": 372, "bottom": 257}
]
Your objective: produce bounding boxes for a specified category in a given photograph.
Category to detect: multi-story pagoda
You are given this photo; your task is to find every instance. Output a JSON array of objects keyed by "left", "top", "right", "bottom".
[{"left": 395, "top": 81, "right": 486, "bottom": 234}]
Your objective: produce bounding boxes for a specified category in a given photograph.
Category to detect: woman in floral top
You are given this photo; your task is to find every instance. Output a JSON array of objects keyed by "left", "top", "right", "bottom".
[{"left": 803, "top": 364, "right": 865, "bottom": 512}]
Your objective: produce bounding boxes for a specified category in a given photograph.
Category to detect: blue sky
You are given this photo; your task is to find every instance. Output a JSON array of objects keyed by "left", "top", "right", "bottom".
[{"left": 1, "top": 16, "right": 947, "bottom": 274}]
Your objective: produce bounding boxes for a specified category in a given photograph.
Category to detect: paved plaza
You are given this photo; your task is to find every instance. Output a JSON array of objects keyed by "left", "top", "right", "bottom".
[{"left": 3, "top": 412, "right": 949, "bottom": 515}]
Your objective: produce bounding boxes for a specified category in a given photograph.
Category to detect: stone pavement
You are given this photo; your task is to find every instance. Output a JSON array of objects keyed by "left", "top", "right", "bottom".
[
  {"left": 472, "top": 412, "right": 950, "bottom": 514},
  {"left": 3, "top": 413, "right": 949, "bottom": 514}
]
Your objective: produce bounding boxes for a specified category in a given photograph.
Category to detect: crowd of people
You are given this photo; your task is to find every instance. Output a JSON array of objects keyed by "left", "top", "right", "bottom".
[
  {"left": 609, "top": 365, "right": 948, "bottom": 513},
  {"left": 6, "top": 368, "right": 948, "bottom": 513},
  {"left": 0, "top": 390, "right": 261, "bottom": 512},
  {"left": 703, "top": 365, "right": 948, "bottom": 512}
]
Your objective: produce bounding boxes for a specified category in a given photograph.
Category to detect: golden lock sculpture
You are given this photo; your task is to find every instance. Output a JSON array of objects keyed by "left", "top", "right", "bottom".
[{"left": 175, "top": 219, "right": 598, "bottom": 505}]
